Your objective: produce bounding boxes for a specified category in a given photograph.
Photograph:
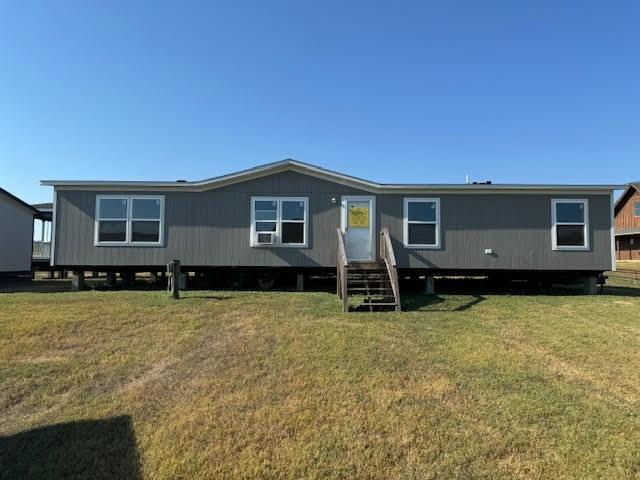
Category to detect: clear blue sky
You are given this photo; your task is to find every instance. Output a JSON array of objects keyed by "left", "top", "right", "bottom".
[{"left": 1, "top": 1, "right": 638, "bottom": 203}]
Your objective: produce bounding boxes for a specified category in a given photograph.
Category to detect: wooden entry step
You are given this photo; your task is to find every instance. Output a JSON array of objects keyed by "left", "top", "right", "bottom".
[
  {"left": 336, "top": 228, "right": 401, "bottom": 313},
  {"left": 348, "top": 261, "right": 385, "bottom": 271}
]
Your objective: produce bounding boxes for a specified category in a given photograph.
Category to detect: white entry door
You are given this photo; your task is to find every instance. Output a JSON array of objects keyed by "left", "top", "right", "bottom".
[{"left": 341, "top": 196, "right": 375, "bottom": 262}]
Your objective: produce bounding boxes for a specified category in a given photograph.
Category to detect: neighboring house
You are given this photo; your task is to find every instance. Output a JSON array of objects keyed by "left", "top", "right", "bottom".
[
  {"left": 31, "top": 202, "right": 54, "bottom": 268},
  {"left": 41, "top": 159, "right": 619, "bottom": 303},
  {"left": 614, "top": 182, "right": 640, "bottom": 261},
  {"left": 0, "top": 188, "right": 43, "bottom": 277}
]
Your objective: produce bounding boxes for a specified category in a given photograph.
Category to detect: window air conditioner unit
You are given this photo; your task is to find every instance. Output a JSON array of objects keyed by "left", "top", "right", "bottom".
[{"left": 256, "top": 232, "right": 274, "bottom": 245}]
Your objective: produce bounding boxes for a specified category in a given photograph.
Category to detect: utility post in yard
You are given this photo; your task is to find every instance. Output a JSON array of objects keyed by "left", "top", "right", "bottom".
[{"left": 168, "top": 259, "right": 181, "bottom": 299}]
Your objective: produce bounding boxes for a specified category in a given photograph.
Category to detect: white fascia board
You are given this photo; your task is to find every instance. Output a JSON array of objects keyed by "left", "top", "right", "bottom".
[{"left": 40, "top": 160, "right": 626, "bottom": 194}]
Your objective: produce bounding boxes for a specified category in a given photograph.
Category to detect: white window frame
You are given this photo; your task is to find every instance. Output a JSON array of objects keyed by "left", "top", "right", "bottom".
[
  {"left": 94, "top": 194, "right": 165, "bottom": 247},
  {"left": 403, "top": 198, "right": 441, "bottom": 248},
  {"left": 250, "top": 196, "right": 308, "bottom": 248},
  {"left": 551, "top": 199, "right": 589, "bottom": 251}
]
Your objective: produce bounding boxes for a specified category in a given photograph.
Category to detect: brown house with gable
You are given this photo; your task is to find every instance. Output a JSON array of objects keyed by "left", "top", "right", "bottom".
[{"left": 614, "top": 182, "right": 640, "bottom": 260}]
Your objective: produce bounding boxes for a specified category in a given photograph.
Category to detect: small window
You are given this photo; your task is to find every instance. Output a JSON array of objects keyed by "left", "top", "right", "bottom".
[
  {"left": 95, "top": 195, "right": 164, "bottom": 246},
  {"left": 97, "top": 198, "right": 127, "bottom": 242},
  {"left": 251, "top": 197, "right": 308, "bottom": 247},
  {"left": 131, "top": 198, "right": 162, "bottom": 243},
  {"left": 552, "top": 199, "right": 588, "bottom": 250},
  {"left": 635, "top": 202, "right": 640, "bottom": 217},
  {"left": 281, "top": 200, "right": 306, "bottom": 244},
  {"left": 403, "top": 198, "right": 440, "bottom": 248},
  {"left": 99, "top": 221, "right": 127, "bottom": 243},
  {"left": 254, "top": 200, "right": 278, "bottom": 236}
]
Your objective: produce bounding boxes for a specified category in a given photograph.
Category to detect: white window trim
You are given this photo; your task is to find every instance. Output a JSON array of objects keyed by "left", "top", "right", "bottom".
[
  {"left": 403, "top": 198, "right": 441, "bottom": 248},
  {"left": 250, "top": 196, "right": 308, "bottom": 248},
  {"left": 551, "top": 198, "right": 589, "bottom": 251},
  {"left": 94, "top": 194, "right": 165, "bottom": 247},
  {"left": 610, "top": 192, "right": 616, "bottom": 271}
]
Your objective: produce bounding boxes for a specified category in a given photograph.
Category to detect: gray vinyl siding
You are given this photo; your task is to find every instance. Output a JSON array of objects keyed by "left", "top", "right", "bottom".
[
  {"left": 379, "top": 194, "right": 612, "bottom": 271},
  {"left": 54, "top": 171, "right": 367, "bottom": 268},
  {"left": 53, "top": 170, "right": 613, "bottom": 271},
  {"left": 0, "top": 194, "right": 34, "bottom": 272}
]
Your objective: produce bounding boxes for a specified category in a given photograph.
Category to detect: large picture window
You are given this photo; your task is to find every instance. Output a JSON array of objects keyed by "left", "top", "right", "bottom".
[
  {"left": 403, "top": 198, "right": 440, "bottom": 248},
  {"left": 251, "top": 197, "right": 308, "bottom": 247},
  {"left": 95, "top": 195, "right": 164, "bottom": 246},
  {"left": 552, "top": 199, "right": 588, "bottom": 250}
]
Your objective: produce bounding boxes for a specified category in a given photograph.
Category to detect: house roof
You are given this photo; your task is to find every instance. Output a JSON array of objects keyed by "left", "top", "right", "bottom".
[
  {"left": 614, "top": 182, "right": 640, "bottom": 213},
  {"left": 0, "top": 187, "right": 43, "bottom": 217},
  {"left": 32, "top": 202, "right": 53, "bottom": 211},
  {"left": 31, "top": 202, "right": 53, "bottom": 221},
  {"left": 41, "top": 159, "right": 625, "bottom": 194}
]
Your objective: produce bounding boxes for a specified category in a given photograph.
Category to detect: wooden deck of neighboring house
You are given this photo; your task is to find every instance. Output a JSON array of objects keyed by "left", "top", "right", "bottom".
[
  {"left": 32, "top": 203, "right": 53, "bottom": 271},
  {"left": 614, "top": 182, "right": 640, "bottom": 261}
]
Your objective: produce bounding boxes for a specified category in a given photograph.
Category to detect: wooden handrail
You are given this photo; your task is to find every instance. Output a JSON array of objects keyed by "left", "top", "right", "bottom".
[
  {"left": 336, "top": 228, "right": 348, "bottom": 311},
  {"left": 336, "top": 228, "right": 348, "bottom": 269},
  {"left": 379, "top": 228, "right": 401, "bottom": 311},
  {"left": 379, "top": 228, "right": 397, "bottom": 268}
]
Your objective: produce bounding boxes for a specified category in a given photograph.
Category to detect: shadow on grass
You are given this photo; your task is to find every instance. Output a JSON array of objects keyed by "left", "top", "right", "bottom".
[
  {"left": 0, "top": 279, "right": 168, "bottom": 294},
  {"left": 0, "top": 279, "right": 72, "bottom": 294},
  {"left": 404, "top": 277, "right": 640, "bottom": 298},
  {"left": 401, "top": 293, "right": 486, "bottom": 312},
  {"left": 399, "top": 276, "right": 640, "bottom": 311},
  {"left": 92, "top": 281, "right": 165, "bottom": 292},
  {"left": 180, "top": 294, "right": 233, "bottom": 300},
  {"left": 602, "top": 285, "right": 640, "bottom": 297},
  {"left": 0, "top": 415, "right": 141, "bottom": 480}
]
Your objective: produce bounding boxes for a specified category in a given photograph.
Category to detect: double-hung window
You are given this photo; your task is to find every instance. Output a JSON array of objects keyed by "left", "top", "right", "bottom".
[
  {"left": 551, "top": 199, "right": 588, "bottom": 250},
  {"left": 403, "top": 198, "right": 440, "bottom": 248},
  {"left": 95, "top": 195, "right": 164, "bottom": 246},
  {"left": 251, "top": 197, "right": 308, "bottom": 247},
  {"left": 635, "top": 202, "right": 640, "bottom": 217}
]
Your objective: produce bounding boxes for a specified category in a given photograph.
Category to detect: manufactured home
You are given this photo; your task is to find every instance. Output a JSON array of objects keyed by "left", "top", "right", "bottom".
[
  {"left": 614, "top": 182, "right": 640, "bottom": 261},
  {"left": 42, "top": 160, "right": 619, "bottom": 308},
  {"left": 0, "top": 188, "right": 44, "bottom": 277}
]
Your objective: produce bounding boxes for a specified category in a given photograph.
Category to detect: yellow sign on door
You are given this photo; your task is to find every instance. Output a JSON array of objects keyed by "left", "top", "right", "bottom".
[{"left": 348, "top": 206, "right": 369, "bottom": 228}]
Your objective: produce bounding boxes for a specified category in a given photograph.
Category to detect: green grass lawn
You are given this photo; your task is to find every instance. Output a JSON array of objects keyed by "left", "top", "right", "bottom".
[{"left": 1, "top": 277, "right": 640, "bottom": 479}]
